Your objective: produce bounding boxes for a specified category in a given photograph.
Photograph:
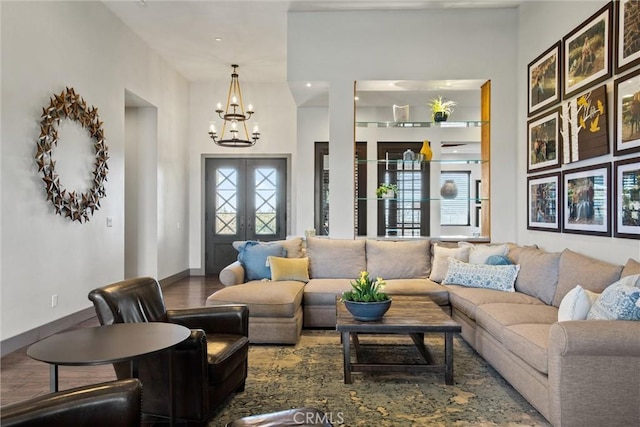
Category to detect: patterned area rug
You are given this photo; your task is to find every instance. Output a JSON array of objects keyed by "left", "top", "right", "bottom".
[{"left": 209, "top": 330, "right": 550, "bottom": 426}]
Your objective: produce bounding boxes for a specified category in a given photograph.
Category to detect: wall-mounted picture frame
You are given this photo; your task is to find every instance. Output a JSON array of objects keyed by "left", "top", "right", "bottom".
[
  {"left": 528, "top": 41, "right": 562, "bottom": 117},
  {"left": 613, "top": 68, "right": 640, "bottom": 155},
  {"left": 563, "top": 2, "right": 613, "bottom": 99},
  {"left": 615, "top": 0, "right": 640, "bottom": 74},
  {"left": 528, "top": 107, "right": 562, "bottom": 172},
  {"left": 561, "top": 84, "right": 609, "bottom": 163},
  {"left": 527, "top": 172, "right": 561, "bottom": 232},
  {"left": 614, "top": 157, "right": 640, "bottom": 239},
  {"left": 562, "top": 162, "right": 611, "bottom": 236}
]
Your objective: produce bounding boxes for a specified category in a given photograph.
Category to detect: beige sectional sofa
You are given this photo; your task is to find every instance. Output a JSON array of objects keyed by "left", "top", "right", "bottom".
[{"left": 208, "top": 236, "right": 640, "bottom": 427}]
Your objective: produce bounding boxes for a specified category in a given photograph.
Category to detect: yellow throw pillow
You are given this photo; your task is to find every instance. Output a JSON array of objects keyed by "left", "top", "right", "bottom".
[{"left": 268, "top": 256, "right": 310, "bottom": 282}]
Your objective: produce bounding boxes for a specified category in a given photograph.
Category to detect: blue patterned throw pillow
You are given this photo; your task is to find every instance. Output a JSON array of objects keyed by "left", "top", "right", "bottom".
[
  {"left": 587, "top": 274, "right": 640, "bottom": 320},
  {"left": 237, "top": 241, "right": 287, "bottom": 281},
  {"left": 442, "top": 258, "right": 520, "bottom": 292}
]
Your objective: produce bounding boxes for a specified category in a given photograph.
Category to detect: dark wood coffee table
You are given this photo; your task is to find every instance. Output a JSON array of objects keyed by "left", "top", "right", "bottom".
[{"left": 336, "top": 295, "right": 461, "bottom": 385}]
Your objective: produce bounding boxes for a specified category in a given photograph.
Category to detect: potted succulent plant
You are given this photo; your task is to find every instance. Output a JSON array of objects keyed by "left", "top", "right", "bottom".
[
  {"left": 341, "top": 271, "right": 391, "bottom": 321},
  {"left": 376, "top": 183, "right": 398, "bottom": 198},
  {"left": 427, "top": 96, "right": 457, "bottom": 122}
]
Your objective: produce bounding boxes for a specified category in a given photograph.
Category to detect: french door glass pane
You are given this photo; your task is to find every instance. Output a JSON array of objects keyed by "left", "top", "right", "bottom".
[
  {"left": 255, "top": 167, "right": 277, "bottom": 235},
  {"left": 215, "top": 168, "right": 237, "bottom": 234}
]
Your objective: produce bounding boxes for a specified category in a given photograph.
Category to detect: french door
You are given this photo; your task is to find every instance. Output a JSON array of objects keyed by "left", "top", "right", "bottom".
[{"left": 205, "top": 158, "right": 287, "bottom": 274}]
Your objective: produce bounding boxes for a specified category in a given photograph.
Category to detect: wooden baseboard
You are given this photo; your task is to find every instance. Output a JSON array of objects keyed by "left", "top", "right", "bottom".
[{"left": 1, "top": 269, "right": 193, "bottom": 357}]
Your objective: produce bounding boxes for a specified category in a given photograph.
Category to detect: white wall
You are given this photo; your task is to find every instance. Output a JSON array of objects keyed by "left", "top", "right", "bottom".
[
  {"left": 1, "top": 1, "right": 189, "bottom": 341},
  {"left": 187, "top": 80, "right": 297, "bottom": 272},
  {"left": 288, "top": 9, "right": 518, "bottom": 242},
  {"left": 517, "top": 1, "right": 640, "bottom": 265}
]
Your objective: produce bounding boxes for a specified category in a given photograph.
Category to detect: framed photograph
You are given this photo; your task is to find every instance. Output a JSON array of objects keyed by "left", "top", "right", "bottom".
[
  {"left": 562, "top": 162, "right": 611, "bottom": 236},
  {"left": 613, "top": 68, "right": 640, "bottom": 155},
  {"left": 561, "top": 84, "right": 609, "bottom": 163},
  {"left": 614, "top": 157, "right": 640, "bottom": 239},
  {"left": 527, "top": 172, "right": 561, "bottom": 232},
  {"left": 562, "top": 2, "right": 613, "bottom": 99},
  {"left": 615, "top": 0, "right": 640, "bottom": 74},
  {"left": 528, "top": 41, "right": 562, "bottom": 117},
  {"left": 528, "top": 108, "right": 562, "bottom": 172}
]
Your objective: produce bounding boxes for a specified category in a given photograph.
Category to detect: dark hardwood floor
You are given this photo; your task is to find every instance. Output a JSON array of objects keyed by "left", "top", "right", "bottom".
[{"left": 0, "top": 275, "right": 223, "bottom": 407}]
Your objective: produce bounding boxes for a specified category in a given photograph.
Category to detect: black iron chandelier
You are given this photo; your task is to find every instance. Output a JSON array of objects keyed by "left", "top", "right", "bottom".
[{"left": 208, "top": 64, "right": 260, "bottom": 147}]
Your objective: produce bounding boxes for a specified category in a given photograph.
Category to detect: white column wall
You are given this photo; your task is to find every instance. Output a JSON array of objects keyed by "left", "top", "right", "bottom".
[
  {"left": 517, "top": 1, "right": 640, "bottom": 264},
  {"left": 1, "top": 2, "right": 189, "bottom": 341},
  {"left": 288, "top": 9, "right": 518, "bottom": 243}
]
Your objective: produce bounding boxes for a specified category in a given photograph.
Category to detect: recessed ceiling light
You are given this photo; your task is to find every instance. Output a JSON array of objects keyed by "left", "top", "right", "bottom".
[
  {"left": 306, "top": 82, "right": 312, "bottom": 87},
  {"left": 215, "top": 37, "right": 222, "bottom": 42}
]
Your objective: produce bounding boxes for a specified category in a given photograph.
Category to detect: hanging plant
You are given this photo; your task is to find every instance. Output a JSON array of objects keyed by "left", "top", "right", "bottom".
[{"left": 35, "top": 87, "right": 109, "bottom": 223}]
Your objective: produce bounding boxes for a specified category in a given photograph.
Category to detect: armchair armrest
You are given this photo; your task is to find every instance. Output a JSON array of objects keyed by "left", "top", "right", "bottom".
[
  {"left": 548, "top": 320, "right": 640, "bottom": 427},
  {"left": 219, "top": 261, "right": 245, "bottom": 286},
  {"left": 167, "top": 305, "right": 249, "bottom": 337},
  {"left": 0, "top": 379, "right": 142, "bottom": 427}
]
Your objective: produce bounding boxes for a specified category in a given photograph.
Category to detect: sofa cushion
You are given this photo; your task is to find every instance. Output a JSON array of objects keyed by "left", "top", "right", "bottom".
[
  {"left": 476, "top": 303, "right": 558, "bottom": 344},
  {"left": 587, "top": 274, "right": 640, "bottom": 320},
  {"left": 443, "top": 258, "right": 519, "bottom": 292},
  {"left": 552, "top": 249, "right": 624, "bottom": 307},
  {"left": 303, "top": 278, "right": 353, "bottom": 306},
  {"left": 445, "top": 285, "right": 545, "bottom": 320},
  {"left": 502, "top": 323, "right": 551, "bottom": 374},
  {"left": 458, "top": 242, "right": 509, "bottom": 264},
  {"left": 366, "top": 239, "right": 431, "bottom": 279},
  {"left": 233, "top": 236, "right": 304, "bottom": 259},
  {"left": 236, "top": 241, "right": 286, "bottom": 281},
  {"left": 206, "top": 281, "right": 304, "bottom": 318},
  {"left": 382, "top": 279, "right": 450, "bottom": 306},
  {"left": 429, "top": 244, "right": 470, "bottom": 283},
  {"left": 506, "top": 244, "right": 539, "bottom": 264},
  {"left": 268, "top": 256, "right": 310, "bottom": 282},
  {"left": 621, "top": 258, "right": 640, "bottom": 278},
  {"left": 306, "top": 237, "right": 366, "bottom": 279},
  {"left": 515, "top": 248, "right": 561, "bottom": 305},
  {"left": 558, "top": 285, "right": 599, "bottom": 321}
]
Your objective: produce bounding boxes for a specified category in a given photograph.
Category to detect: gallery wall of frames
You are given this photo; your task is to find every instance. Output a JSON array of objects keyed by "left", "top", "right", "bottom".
[{"left": 526, "top": 0, "right": 640, "bottom": 239}]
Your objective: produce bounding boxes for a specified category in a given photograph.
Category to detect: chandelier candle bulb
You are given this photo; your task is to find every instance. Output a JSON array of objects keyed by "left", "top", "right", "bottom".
[{"left": 247, "top": 104, "right": 253, "bottom": 112}]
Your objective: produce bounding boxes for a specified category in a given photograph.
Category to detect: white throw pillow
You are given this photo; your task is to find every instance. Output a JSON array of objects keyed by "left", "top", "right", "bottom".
[
  {"left": 442, "top": 258, "right": 520, "bottom": 292},
  {"left": 429, "top": 244, "right": 470, "bottom": 283},
  {"left": 558, "top": 285, "right": 600, "bottom": 321},
  {"left": 458, "top": 242, "right": 509, "bottom": 264}
]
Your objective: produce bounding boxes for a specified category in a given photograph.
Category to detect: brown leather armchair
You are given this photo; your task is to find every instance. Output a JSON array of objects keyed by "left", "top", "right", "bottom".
[
  {"left": 88, "top": 277, "right": 249, "bottom": 426},
  {"left": 0, "top": 379, "right": 142, "bottom": 427}
]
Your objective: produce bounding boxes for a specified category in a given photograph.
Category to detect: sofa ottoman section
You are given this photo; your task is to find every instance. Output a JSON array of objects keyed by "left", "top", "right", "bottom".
[
  {"left": 207, "top": 281, "right": 304, "bottom": 344},
  {"left": 303, "top": 279, "right": 352, "bottom": 328}
]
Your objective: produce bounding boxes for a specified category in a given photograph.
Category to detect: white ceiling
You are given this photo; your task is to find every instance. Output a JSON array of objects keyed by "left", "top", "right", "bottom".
[{"left": 103, "top": 0, "right": 520, "bottom": 107}]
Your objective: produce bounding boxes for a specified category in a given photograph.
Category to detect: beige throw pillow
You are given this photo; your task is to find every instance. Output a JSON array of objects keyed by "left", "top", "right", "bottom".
[
  {"left": 429, "top": 244, "right": 470, "bottom": 283},
  {"left": 458, "top": 242, "right": 509, "bottom": 264}
]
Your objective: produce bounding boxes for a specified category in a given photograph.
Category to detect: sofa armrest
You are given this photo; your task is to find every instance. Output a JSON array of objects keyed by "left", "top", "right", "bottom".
[
  {"left": 548, "top": 320, "right": 640, "bottom": 427},
  {"left": 167, "top": 305, "right": 249, "bottom": 337},
  {"left": 220, "top": 261, "right": 245, "bottom": 286}
]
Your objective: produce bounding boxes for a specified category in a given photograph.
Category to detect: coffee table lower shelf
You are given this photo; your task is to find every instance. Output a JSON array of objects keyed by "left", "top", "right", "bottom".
[{"left": 340, "top": 331, "right": 456, "bottom": 385}]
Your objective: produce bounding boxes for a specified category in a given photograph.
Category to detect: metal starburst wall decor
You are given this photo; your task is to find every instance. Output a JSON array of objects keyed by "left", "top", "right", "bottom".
[{"left": 35, "top": 87, "right": 109, "bottom": 223}]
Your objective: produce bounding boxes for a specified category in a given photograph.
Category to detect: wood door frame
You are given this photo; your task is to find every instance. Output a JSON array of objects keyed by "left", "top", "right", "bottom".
[{"left": 198, "top": 153, "right": 291, "bottom": 276}]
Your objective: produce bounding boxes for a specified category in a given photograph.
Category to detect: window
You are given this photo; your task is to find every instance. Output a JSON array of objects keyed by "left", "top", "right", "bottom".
[{"left": 440, "top": 171, "right": 470, "bottom": 226}]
